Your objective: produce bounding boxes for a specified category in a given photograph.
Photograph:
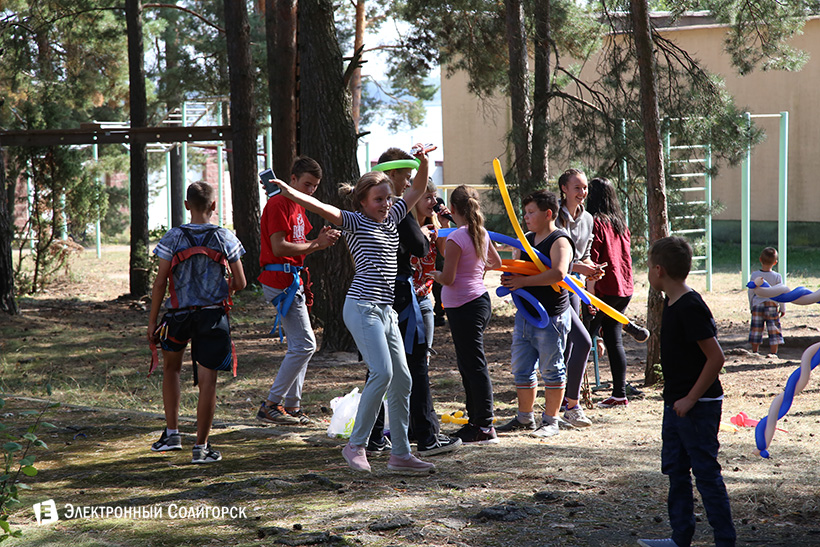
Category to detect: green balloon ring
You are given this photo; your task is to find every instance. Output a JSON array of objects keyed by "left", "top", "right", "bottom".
[{"left": 372, "top": 158, "right": 421, "bottom": 172}]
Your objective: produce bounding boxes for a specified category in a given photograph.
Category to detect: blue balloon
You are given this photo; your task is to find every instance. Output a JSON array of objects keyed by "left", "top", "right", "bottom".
[{"left": 439, "top": 228, "right": 582, "bottom": 326}]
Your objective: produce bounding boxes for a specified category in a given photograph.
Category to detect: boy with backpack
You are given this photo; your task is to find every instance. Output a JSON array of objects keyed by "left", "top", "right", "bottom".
[{"left": 148, "top": 181, "right": 246, "bottom": 463}]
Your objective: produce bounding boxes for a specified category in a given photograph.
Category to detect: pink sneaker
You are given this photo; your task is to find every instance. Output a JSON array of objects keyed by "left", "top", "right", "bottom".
[
  {"left": 597, "top": 396, "right": 629, "bottom": 408},
  {"left": 342, "top": 443, "right": 371, "bottom": 473},
  {"left": 387, "top": 453, "right": 436, "bottom": 475}
]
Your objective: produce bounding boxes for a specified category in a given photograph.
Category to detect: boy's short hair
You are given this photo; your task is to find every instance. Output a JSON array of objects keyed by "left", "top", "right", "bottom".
[
  {"left": 291, "top": 156, "right": 322, "bottom": 180},
  {"left": 648, "top": 236, "right": 692, "bottom": 280},
  {"left": 186, "top": 181, "right": 215, "bottom": 212},
  {"left": 377, "top": 147, "right": 413, "bottom": 164},
  {"left": 522, "top": 189, "right": 559, "bottom": 216},
  {"left": 760, "top": 247, "right": 778, "bottom": 265}
]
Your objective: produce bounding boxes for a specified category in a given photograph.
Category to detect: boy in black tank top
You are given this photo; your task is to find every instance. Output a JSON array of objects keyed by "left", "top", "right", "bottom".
[{"left": 497, "top": 190, "right": 576, "bottom": 438}]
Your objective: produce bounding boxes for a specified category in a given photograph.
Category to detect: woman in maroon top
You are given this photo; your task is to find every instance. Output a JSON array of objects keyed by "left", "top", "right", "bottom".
[{"left": 586, "top": 178, "right": 635, "bottom": 407}]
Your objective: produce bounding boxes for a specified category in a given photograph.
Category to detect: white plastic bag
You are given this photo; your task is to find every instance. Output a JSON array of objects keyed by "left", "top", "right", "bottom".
[{"left": 327, "top": 388, "right": 361, "bottom": 438}]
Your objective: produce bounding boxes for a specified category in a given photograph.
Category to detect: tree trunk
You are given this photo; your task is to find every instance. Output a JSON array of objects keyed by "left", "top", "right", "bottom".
[
  {"left": 299, "top": 0, "right": 359, "bottom": 352},
  {"left": 224, "top": 0, "right": 261, "bottom": 284},
  {"left": 0, "top": 145, "right": 18, "bottom": 315},
  {"left": 266, "top": 0, "right": 298, "bottom": 176},
  {"left": 505, "top": 0, "right": 531, "bottom": 188},
  {"left": 530, "top": 0, "right": 550, "bottom": 187},
  {"left": 349, "top": 0, "right": 366, "bottom": 133},
  {"left": 125, "top": 0, "right": 151, "bottom": 298},
  {"left": 631, "top": 0, "right": 669, "bottom": 385}
]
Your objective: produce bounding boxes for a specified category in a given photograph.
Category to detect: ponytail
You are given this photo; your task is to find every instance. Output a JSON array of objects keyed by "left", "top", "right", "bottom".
[{"left": 450, "top": 185, "right": 487, "bottom": 262}]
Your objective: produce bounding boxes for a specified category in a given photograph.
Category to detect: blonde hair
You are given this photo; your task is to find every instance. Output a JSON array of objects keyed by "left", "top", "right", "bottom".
[
  {"left": 449, "top": 185, "right": 487, "bottom": 262},
  {"left": 410, "top": 179, "right": 441, "bottom": 230},
  {"left": 339, "top": 171, "right": 391, "bottom": 213}
]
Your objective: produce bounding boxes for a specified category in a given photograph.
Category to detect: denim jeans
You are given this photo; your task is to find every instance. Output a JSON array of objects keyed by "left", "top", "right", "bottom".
[
  {"left": 262, "top": 285, "right": 317, "bottom": 407},
  {"left": 445, "top": 292, "right": 494, "bottom": 428},
  {"left": 662, "top": 401, "right": 736, "bottom": 547},
  {"left": 369, "top": 284, "right": 440, "bottom": 447},
  {"left": 343, "top": 297, "right": 412, "bottom": 456},
  {"left": 420, "top": 296, "right": 435, "bottom": 351},
  {"left": 564, "top": 292, "right": 591, "bottom": 400},
  {"left": 510, "top": 308, "right": 570, "bottom": 389}
]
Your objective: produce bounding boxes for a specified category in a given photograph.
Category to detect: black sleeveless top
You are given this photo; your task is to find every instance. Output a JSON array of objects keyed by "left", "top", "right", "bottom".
[{"left": 519, "top": 229, "right": 574, "bottom": 317}]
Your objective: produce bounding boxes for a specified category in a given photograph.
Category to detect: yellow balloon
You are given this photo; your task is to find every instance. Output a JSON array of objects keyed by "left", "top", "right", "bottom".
[
  {"left": 454, "top": 410, "right": 464, "bottom": 418},
  {"left": 492, "top": 157, "right": 629, "bottom": 325}
]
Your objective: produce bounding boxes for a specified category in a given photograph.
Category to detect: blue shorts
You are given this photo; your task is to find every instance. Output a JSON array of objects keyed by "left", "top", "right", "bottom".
[{"left": 159, "top": 307, "right": 233, "bottom": 371}]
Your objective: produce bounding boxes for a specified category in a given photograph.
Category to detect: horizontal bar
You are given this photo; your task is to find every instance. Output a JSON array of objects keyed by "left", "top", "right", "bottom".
[
  {"left": 678, "top": 187, "right": 706, "bottom": 192},
  {"left": 0, "top": 125, "right": 233, "bottom": 147},
  {"left": 670, "top": 173, "right": 707, "bottom": 178},
  {"left": 669, "top": 158, "right": 707, "bottom": 164},
  {"left": 749, "top": 114, "right": 783, "bottom": 119},
  {"left": 670, "top": 228, "right": 706, "bottom": 235}
]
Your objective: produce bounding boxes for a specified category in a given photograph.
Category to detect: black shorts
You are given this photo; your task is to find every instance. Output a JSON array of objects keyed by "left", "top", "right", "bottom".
[{"left": 159, "top": 307, "right": 233, "bottom": 371}]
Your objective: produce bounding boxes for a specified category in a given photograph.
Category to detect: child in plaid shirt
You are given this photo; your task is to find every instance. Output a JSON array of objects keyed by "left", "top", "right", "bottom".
[{"left": 748, "top": 247, "right": 786, "bottom": 356}]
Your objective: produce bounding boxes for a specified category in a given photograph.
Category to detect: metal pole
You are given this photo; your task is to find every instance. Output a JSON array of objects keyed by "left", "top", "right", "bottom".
[
  {"left": 266, "top": 114, "right": 273, "bottom": 170},
  {"left": 181, "top": 101, "right": 188, "bottom": 189},
  {"left": 59, "top": 194, "right": 68, "bottom": 240},
  {"left": 26, "top": 160, "right": 34, "bottom": 251},
  {"left": 165, "top": 150, "right": 172, "bottom": 228},
  {"left": 779, "top": 111, "right": 789, "bottom": 284},
  {"left": 619, "top": 118, "right": 629, "bottom": 226},
  {"left": 217, "top": 144, "right": 224, "bottom": 226},
  {"left": 663, "top": 122, "right": 671, "bottom": 234},
  {"left": 741, "top": 112, "right": 751, "bottom": 286},
  {"left": 93, "top": 144, "right": 101, "bottom": 258},
  {"left": 705, "top": 144, "right": 713, "bottom": 291}
]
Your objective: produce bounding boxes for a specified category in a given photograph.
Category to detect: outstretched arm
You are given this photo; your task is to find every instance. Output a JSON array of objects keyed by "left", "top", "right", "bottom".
[
  {"left": 400, "top": 148, "right": 430, "bottom": 211},
  {"left": 275, "top": 178, "right": 344, "bottom": 225}
]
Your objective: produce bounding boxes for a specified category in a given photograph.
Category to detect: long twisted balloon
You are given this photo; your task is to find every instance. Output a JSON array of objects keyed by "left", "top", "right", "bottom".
[{"left": 748, "top": 278, "right": 820, "bottom": 457}]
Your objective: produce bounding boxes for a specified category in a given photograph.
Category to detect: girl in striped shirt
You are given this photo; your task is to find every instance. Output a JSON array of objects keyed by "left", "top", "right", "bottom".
[{"left": 273, "top": 159, "right": 434, "bottom": 474}]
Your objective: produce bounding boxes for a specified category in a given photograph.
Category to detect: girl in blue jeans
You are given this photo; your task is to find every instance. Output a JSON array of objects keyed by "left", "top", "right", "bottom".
[{"left": 273, "top": 159, "right": 434, "bottom": 474}]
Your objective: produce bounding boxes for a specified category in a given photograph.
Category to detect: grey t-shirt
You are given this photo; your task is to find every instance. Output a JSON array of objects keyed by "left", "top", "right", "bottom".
[{"left": 556, "top": 205, "right": 593, "bottom": 264}]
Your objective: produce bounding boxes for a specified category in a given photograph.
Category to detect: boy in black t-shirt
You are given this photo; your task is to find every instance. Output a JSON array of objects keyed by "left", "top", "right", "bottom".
[{"left": 639, "top": 237, "right": 736, "bottom": 547}]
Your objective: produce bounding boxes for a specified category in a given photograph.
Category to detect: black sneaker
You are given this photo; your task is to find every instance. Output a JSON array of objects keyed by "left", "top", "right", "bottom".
[
  {"left": 151, "top": 430, "right": 182, "bottom": 452},
  {"left": 496, "top": 416, "right": 537, "bottom": 433},
  {"left": 366, "top": 436, "right": 392, "bottom": 457},
  {"left": 285, "top": 408, "right": 315, "bottom": 425},
  {"left": 623, "top": 322, "right": 650, "bottom": 343},
  {"left": 452, "top": 423, "right": 500, "bottom": 444},
  {"left": 417, "top": 434, "right": 462, "bottom": 456},
  {"left": 191, "top": 443, "right": 222, "bottom": 464},
  {"left": 256, "top": 401, "right": 300, "bottom": 424}
]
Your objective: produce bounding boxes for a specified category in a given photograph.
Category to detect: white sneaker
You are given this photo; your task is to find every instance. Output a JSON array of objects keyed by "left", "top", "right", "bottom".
[
  {"left": 563, "top": 406, "right": 592, "bottom": 428},
  {"left": 531, "top": 420, "right": 560, "bottom": 438}
]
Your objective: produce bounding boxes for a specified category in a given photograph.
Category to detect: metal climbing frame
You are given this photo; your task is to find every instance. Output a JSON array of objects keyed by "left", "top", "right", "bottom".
[{"left": 664, "top": 132, "right": 713, "bottom": 291}]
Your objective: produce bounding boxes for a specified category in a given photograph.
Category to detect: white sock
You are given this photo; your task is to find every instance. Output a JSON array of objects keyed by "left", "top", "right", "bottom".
[{"left": 166, "top": 428, "right": 179, "bottom": 435}]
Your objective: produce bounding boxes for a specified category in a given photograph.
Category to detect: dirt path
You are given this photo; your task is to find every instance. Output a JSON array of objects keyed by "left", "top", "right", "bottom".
[{"left": 2, "top": 248, "right": 820, "bottom": 546}]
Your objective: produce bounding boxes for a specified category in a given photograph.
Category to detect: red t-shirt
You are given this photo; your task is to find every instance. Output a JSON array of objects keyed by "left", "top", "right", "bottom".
[
  {"left": 590, "top": 218, "right": 633, "bottom": 297},
  {"left": 258, "top": 195, "right": 312, "bottom": 289}
]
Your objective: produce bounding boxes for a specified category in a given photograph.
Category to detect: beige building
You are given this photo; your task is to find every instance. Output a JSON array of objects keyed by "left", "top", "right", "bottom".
[{"left": 441, "top": 14, "right": 820, "bottom": 238}]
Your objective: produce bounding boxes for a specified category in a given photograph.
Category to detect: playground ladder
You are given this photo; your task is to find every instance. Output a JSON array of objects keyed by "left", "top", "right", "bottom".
[{"left": 664, "top": 134, "right": 713, "bottom": 291}]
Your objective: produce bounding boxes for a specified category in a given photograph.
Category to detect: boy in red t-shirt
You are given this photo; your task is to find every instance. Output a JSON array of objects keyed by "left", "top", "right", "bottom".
[{"left": 256, "top": 157, "right": 340, "bottom": 425}]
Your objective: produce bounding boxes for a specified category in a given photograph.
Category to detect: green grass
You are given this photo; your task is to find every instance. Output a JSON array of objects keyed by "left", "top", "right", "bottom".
[{"left": 711, "top": 240, "right": 820, "bottom": 276}]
